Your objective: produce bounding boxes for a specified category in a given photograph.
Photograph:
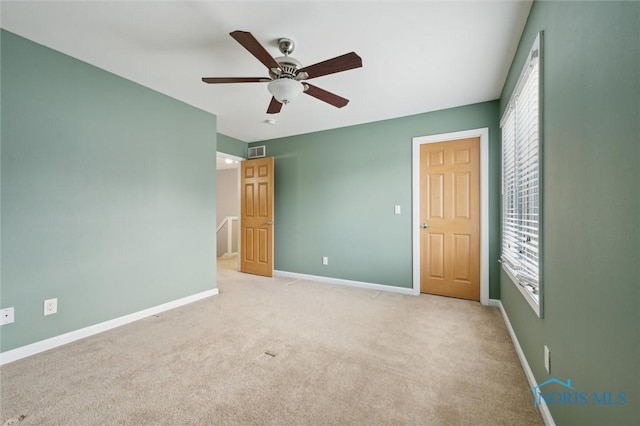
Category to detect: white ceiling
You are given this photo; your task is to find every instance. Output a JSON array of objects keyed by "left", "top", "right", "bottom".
[{"left": 1, "top": 1, "right": 532, "bottom": 143}]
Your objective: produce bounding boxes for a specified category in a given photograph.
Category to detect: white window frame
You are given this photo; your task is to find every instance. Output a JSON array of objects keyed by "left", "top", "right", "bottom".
[{"left": 500, "top": 33, "right": 543, "bottom": 317}]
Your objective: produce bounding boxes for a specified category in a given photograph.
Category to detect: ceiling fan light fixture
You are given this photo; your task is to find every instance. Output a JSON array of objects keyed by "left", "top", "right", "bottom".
[
  {"left": 202, "top": 31, "right": 362, "bottom": 114},
  {"left": 267, "top": 78, "right": 304, "bottom": 104}
]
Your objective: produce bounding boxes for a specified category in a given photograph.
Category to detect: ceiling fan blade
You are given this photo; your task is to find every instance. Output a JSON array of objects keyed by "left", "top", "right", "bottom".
[
  {"left": 267, "top": 97, "right": 283, "bottom": 114},
  {"left": 230, "top": 30, "right": 282, "bottom": 71},
  {"left": 202, "top": 77, "right": 269, "bottom": 84},
  {"left": 303, "top": 83, "right": 349, "bottom": 108},
  {"left": 298, "top": 52, "right": 362, "bottom": 79}
]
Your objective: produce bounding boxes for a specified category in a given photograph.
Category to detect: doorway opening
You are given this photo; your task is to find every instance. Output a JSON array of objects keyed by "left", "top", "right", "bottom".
[{"left": 216, "top": 152, "right": 244, "bottom": 270}]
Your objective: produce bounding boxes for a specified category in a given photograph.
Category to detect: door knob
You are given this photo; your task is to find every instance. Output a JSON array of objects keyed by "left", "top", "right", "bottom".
[
  {"left": 265, "top": 221, "right": 274, "bottom": 225},
  {"left": 420, "top": 223, "right": 429, "bottom": 229}
]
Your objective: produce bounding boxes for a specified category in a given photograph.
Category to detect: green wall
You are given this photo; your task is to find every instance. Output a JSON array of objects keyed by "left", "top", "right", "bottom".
[
  {"left": 217, "top": 133, "right": 247, "bottom": 158},
  {"left": 252, "top": 102, "right": 501, "bottom": 296},
  {"left": 0, "top": 30, "right": 218, "bottom": 352},
  {"left": 499, "top": 2, "right": 639, "bottom": 424}
]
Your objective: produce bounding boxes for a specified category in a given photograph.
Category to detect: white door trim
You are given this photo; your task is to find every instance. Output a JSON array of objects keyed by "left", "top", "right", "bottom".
[{"left": 411, "top": 128, "right": 489, "bottom": 305}]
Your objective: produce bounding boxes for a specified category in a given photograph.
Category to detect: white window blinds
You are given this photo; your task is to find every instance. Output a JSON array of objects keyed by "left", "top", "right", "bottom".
[{"left": 501, "top": 34, "right": 541, "bottom": 305}]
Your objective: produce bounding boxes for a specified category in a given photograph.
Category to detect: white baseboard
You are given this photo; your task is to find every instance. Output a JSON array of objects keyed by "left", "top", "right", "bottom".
[
  {"left": 496, "top": 301, "right": 555, "bottom": 426},
  {"left": 488, "top": 298, "right": 501, "bottom": 308},
  {"left": 274, "top": 270, "right": 414, "bottom": 295},
  {"left": 0, "top": 288, "right": 219, "bottom": 366}
]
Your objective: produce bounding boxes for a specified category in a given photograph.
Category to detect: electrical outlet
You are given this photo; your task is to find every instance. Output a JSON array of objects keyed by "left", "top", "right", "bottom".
[
  {"left": 544, "top": 345, "right": 551, "bottom": 373},
  {"left": 44, "top": 298, "right": 58, "bottom": 316},
  {"left": 322, "top": 256, "right": 328, "bottom": 265},
  {"left": 0, "top": 307, "right": 15, "bottom": 325}
]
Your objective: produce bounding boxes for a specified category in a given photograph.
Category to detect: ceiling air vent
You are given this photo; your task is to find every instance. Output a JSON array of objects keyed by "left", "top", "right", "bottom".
[{"left": 248, "top": 146, "right": 266, "bottom": 159}]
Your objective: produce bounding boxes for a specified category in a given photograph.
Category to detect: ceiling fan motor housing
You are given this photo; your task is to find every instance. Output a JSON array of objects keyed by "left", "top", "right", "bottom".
[
  {"left": 271, "top": 57, "right": 301, "bottom": 79},
  {"left": 268, "top": 38, "right": 304, "bottom": 80}
]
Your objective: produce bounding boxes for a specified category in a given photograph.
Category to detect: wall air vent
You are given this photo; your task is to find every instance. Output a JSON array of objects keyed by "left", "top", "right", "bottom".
[{"left": 248, "top": 146, "right": 266, "bottom": 159}]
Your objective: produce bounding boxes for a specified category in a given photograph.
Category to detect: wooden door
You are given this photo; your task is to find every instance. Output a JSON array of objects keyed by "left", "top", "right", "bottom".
[
  {"left": 240, "top": 157, "right": 274, "bottom": 277},
  {"left": 420, "top": 138, "right": 480, "bottom": 300}
]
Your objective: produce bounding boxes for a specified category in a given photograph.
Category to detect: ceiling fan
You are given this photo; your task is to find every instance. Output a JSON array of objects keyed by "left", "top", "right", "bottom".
[{"left": 202, "top": 31, "right": 362, "bottom": 114}]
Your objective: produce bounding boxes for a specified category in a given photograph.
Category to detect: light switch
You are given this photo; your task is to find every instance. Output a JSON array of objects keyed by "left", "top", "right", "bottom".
[{"left": 394, "top": 205, "right": 401, "bottom": 215}]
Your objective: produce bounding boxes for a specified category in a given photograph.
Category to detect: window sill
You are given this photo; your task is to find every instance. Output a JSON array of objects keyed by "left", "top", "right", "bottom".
[{"left": 502, "top": 264, "right": 541, "bottom": 318}]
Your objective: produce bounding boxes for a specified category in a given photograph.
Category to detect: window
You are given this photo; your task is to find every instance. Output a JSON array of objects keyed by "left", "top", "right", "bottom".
[{"left": 501, "top": 33, "right": 542, "bottom": 315}]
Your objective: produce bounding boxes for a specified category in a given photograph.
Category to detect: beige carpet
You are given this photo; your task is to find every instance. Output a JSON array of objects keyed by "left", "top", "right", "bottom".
[{"left": 1, "top": 257, "right": 542, "bottom": 425}]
